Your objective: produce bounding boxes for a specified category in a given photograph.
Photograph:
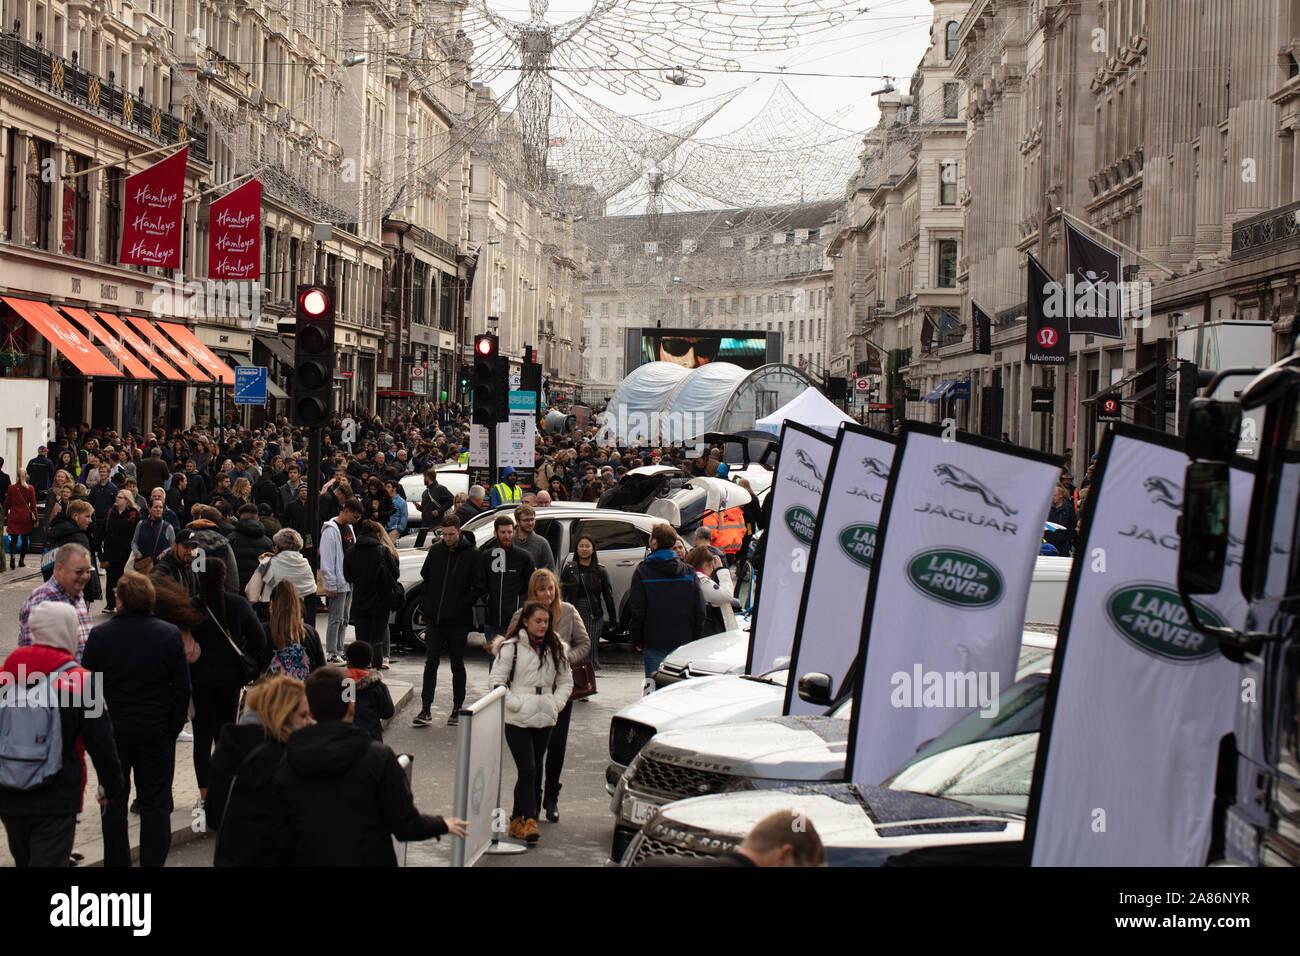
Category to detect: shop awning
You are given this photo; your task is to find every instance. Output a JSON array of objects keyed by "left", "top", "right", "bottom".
[
  {"left": 254, "top": 333, "right": 294, "bottom": 366},
  {"left": 1082, "top": 363, "right": 1158, "bottom": 405},
  {"left": 97, "top": 313, "right": 185, "bottom": 381},
  {"left": 60, "top": 307, "right": 156, "bottom": 379},
  {"left": 924, "top": 380, "right": 956, "bottom": 402},
  {"left": 376, "top": 390, "right": 418, "bottom": 397},
  {"left": 157, "top": 321, "right": 235, "bottom": 384},
  {"left": 2, "top": 296, "right": 121, "bottom": 377},
  {"left": 267, "top": 379, "right": 288, "bottom": 400},
  {"left": 126, "top": 316, "right": 211, "bottom": 382},
  {"left": 948, "top": 378, "right": 971, "bottom": 400}
]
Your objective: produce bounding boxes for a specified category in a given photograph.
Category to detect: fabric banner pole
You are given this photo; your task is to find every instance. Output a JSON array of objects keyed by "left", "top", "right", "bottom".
[
  {"left": 843, "top": 423, "right": 1062, "bottom": 786},
  {"left": 744, "top": 421, "right": 835, "bottom": 675},
  {"left": 784, "top": 424, "right": 896, "bottom": 716},
  {"left": 1024, "top": 425, "right": 1253, "bottom": 866}
]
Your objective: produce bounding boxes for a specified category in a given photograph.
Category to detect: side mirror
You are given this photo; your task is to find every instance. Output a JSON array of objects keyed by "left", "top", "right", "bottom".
[
  {"left": 797, "top": 672, "right": 833, "bottom": 706},
  {"left": 1178, "top": 461, "right": 1230, "bottom": 595},
  {"left": 1185, "top": 399, "right": 1242, "bottom": 462}
]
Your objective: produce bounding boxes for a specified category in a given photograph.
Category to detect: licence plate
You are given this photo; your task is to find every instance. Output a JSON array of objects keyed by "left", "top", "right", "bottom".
[{"left": 626, "top": 797, "right": 656, "bottom": 826}]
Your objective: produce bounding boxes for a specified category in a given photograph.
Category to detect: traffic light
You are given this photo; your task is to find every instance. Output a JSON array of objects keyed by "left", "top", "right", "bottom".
[
  {"left": 458, "top": 364, "right": 471, "bottom": 392},
  {"left": 294, "top": 284, "right": 334, "bottom": 427},
  {"left": 472, "top": 333, "right": 507, "bottom": 425}
]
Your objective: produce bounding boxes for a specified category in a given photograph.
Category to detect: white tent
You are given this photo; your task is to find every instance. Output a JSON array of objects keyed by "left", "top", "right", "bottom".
[{"left": 756, "top": 387, "right": 856, "bottom": 437}]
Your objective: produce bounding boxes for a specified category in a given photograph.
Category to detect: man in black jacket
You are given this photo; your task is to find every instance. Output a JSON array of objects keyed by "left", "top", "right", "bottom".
[
  {"left": 271, "top": 668, "right": 466, "bottom": 865},
  {"left": 413, "top": 469, "right": 455, "bottom": 548},
  {"left": 25, "top": 446, "right": 53, "bottom": 495},
  {"left": 82, "top": 571, "right": 190, "bottom": 867},
  {"left": 413, "top": 514, "right": 484, "bottom": 726},
  {"left": 227, "top": 504, "right": 275, "bottom": 590},
  {"left": 482, "top": 515, "right": 534, "bottom": 645},
  {"left": 628, "top": 523, "right": 705, "bottom": 684}
]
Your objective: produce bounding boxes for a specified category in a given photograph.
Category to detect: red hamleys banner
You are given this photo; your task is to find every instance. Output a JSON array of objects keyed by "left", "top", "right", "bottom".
[
  {"left": 208, "top": 178, "right": 261, "bottom": 279},
  {"left": 119, "top": 146, "right": 187, "bottom": 268},
  {"left": 61, "top": 184, "right": 76, "bottom": 254}
]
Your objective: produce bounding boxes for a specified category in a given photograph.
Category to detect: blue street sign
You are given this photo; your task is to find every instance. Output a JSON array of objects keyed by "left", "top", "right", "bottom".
[{"left": 234, "top": 366, "right": 268, "bottom": 405}]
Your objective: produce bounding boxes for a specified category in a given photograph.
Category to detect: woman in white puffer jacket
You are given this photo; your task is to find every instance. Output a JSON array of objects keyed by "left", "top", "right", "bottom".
[{"left": 491, "top": 601, "right": 573, "bottom": 845}]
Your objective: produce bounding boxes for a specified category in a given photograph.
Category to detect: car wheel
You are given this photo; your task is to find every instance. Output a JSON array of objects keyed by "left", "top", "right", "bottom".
[{"left": 401, "top": 594, "right": 427, "bottom": 652}]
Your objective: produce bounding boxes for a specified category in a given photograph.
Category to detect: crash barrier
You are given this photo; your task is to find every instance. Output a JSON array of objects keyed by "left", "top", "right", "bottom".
[
  {"left": 451, "top": 686, "right": 524, "bottom": 865},
  {"left": 393, "top": 754, "right": 413, "bottom": 867}
]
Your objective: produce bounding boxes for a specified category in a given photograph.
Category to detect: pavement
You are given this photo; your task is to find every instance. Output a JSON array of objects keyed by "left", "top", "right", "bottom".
[{"left": 0, "top": 568, "right": 645, "bottom": 867}]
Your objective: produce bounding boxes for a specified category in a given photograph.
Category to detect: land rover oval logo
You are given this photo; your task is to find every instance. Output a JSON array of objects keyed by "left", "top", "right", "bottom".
[
  {"left": 906, "top": 548, "right": 1003, "bottom": 608},
  {"left": 1105, "top": 584, "right": 1224, "bottom": 662},
  {"left": 838, "top": 524, "right": 877, "bottom": 568},
  {"left": 785, "top": 505, "right": 816, "bottom": 544}
]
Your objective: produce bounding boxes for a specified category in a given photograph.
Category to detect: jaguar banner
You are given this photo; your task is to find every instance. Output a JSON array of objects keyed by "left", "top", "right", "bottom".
[
  {"left": 784, "top": 424, "right": 896, "bottom": 716},
  {"left": 845, "top": 424, "right": 1061, "bottom": 786},
  {"left": 1026, "top": 427, "right": 1250, "bottom": 866},
  {"left": 745, "top": 421, "right": 835, "bottom": 675},
  {"left": 119, "top": 146, "right": 187, "bottom": 268}
]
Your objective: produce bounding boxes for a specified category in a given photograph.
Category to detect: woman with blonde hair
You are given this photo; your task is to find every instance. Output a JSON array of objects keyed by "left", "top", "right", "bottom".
[
  {"left": 205, "top": 674, "right": 312, "bottom": 866},
  {"left": 231, "top": 476, "right": 251, "bottom": 508},
  {"left": 266, "top": 580, "right": 325, "bottom": 678},
  {"left": 495, "top": 568, "right": 589, "bottom": 824}
]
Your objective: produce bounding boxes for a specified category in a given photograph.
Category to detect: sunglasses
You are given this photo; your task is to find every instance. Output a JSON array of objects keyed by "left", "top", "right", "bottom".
[{"left": 659, "top": 337, "right": 720, "bottom": 361}]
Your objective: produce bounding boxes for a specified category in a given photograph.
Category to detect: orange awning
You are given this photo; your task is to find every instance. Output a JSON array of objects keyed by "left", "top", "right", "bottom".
[
  {"left": 1, "top": 296, "right": 121, "bottom": 377},
  {"left": 126, "top": 316, "right": 211, "bottom": 382},
  {"left": 61, "top": 308, "right": 156, "bottom": 380},
  {"left": 97, "top": 313, "right": 185, "bottom": 381},
  {"left": 157, "top": 321, "right": 235, "bottom": 385}
]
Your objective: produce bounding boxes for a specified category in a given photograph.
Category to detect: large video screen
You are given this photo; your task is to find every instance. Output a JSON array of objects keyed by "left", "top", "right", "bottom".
[{"left": 630, "top": 329, "right": 780, "bottom": 371}]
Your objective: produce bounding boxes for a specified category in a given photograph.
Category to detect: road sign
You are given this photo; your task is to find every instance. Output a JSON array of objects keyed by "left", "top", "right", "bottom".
[
  {"left": 855, "top": 377, "right": 871, "bottom": 392},
  {"left": 509, "top": 370, "right": 521, "bottom": 389},
  {"left": 412, "top": 366, "right": 425, "bottom": 380},
  {"left": 234, "top": 366, "right": 268, "bottom": 405}
]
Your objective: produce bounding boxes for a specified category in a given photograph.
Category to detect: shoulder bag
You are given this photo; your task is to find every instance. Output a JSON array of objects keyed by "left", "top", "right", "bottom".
[
  {"left": 133, "top": 521, "right": 164, "bottom": 574},
  {"left": 207, "top": 605, "right": 259, "bottom": 685}
]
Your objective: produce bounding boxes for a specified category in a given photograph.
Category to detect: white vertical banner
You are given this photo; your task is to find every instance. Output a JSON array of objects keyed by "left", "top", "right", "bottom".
[
  {"left": 1026, "top": 427, "right": 1250, "bottom": 866},
  {"left": 784, "top": 424, "right": 896, "bottom": 716},
  {"left": 746, "top": 422, "right": 835, "bottom": 675},
  {"left": 845, "top": 425, "right": 1061, "bottom": 786}
]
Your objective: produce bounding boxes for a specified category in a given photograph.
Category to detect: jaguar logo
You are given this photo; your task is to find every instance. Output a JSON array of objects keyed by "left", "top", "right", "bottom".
[
  {"left": 795, "top": 448, "right": 824, "bottom": 482},
  {"left": 934, "top": 463, "right": 1018, "bottom": 517},
  {"left": 1143, "top": 476, "right": 1181, "bottom": 510},
  {"left": 861, "top": 456, "right": 890, "bottom": 479}
]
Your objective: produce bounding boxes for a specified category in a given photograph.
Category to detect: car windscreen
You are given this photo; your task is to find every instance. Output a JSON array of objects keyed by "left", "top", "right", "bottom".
[{"left": 903, "top": 674, "right": 1048, "bottom": 765}]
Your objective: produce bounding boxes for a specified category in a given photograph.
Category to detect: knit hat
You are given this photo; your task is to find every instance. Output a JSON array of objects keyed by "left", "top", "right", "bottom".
[{"left": 28, "top": 602, "right": 80, "bottom": 657}]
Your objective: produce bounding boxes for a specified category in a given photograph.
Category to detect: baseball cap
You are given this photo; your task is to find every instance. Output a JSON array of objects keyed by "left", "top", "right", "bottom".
[
  {"left": 175, "top": 529, "right": 200, "bottom": 545},
  {"left": 38, "top": 445, "right": 47, "bottom": 453}
]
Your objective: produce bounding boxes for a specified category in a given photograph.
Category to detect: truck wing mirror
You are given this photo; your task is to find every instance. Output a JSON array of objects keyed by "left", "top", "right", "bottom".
[
  {"left": 1184, "top": 399, "right": 1242, "bottom": 462},
  {"left": 1177, "top": 461, "right": 1231, "bottom": 595},
  {"left": 797, "top": 672, "right": 833, "bottom": 706}
]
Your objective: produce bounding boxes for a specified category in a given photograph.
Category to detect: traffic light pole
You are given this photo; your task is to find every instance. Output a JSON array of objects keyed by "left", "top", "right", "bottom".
[
  {"left": 488, "top": 419, "right": 498, "bottom": 489},
  {"left": 307, "top": 423, "right": 323, "bottom": 577}
]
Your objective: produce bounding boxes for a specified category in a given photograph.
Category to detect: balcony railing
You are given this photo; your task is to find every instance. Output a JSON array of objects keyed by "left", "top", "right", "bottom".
[
  {"left": 0, "top": 31, "right": 208, "bottom": 162},
  {"left": 1232, "top": 200, "right": 1300, "bottom": 260}
]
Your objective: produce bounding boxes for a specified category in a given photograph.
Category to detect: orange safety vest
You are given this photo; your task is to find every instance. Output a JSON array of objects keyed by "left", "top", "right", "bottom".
[{"left": 702, "top": 506, "right": 747, "bottom": 554}]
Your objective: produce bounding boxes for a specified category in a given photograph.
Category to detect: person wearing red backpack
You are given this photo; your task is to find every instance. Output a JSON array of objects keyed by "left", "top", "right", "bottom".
[{"left": 0, "top": 602, "right": 123, "bottom": 866}]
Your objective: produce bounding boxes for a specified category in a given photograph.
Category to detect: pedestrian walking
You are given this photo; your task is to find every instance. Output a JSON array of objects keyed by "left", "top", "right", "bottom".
[
  {"left": 513, "top": 502, "right": 555, "bottom": 572},
  {"left": 413, "top": 513, "right": 484, "bottom": 727},
  {"left": 205, "top": 675, "right": 312, "bottom": 867},
  {"left": 482, "top": 514, "right": 535, "bottom": 648},
  {"left": 496, "top": 569, "right": 589, "bottom": 824},
  {"left": 320, "top": 498, "right": 362, "bottom": 664},
  {"left": 190, "top": 557, "right": 268, "bottom": 804},
  {"left": 414, "top": 469, "right": 455, "bottom": 548},
  {"left": 100, "top": 490, "right": 139, "bottom": 612},
  {"left": 491, "top": 601, "right": 573, "bottom": 845},
  {"left": 82, "top": 571, "right": 191, "bottom": 867},
  {"left": 344, "top": 640, "right": 395, "bottom": 741},
  {"left": 627, "top": 523, "right": 705, "bottom": 688},
  {"left": 270, "top": 667, "right": 467, "bottom": 865},
  {"left": 560, "top": 533, "right": 617, "bottom": 671},
  {"left": 0, "top": 603, "right": 123, "bottom": 867},
  {"left": 227, "top": 503, "right": 274, "bottom": 591},
  {"left": 18, "top": 542, "right": 94, "bottom": 661},
  {"left": 4, "top": 467, "right": 37, "bottom": 570},
  {"left": 265, "top": 580, "right": 326, "bottom": 678},
  {"left": 343, "top": 518, "right": 400, "bottom": 669}
]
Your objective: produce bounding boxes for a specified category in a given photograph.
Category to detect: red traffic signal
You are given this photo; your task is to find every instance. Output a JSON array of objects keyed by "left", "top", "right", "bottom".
[
  {"left": 299, "top": 287, "right": 330, "bottom": 317},
  {"left": 475, "top": 336, "right": 496, "bottom": 357}
]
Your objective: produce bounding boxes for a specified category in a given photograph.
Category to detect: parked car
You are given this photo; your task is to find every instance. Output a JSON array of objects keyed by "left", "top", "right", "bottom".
[
  {"left": 648, "top": 554, "right": 1072, "bottom": 688},
  {"left": 608, "top": 632, "right": 1054, "bottom": 861},
  {"left": 392, "top": 503, "right": 661, "bottom": 650}
]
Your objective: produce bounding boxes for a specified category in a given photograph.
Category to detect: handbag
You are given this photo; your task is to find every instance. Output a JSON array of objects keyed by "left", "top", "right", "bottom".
[
  {"left": 133, "top": 521, "right": 164, "bottom": 573},
  {"left": 207, "top": 606, "right": 259, "bottom": 685},
  {"left": 570, "top": 659, "right": 597, "bottom": 701}
]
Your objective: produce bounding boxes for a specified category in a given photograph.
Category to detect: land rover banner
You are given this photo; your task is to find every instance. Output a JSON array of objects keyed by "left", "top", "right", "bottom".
[
  {"left": 784, "top": 424, "right": 896, "bottom": 716},
  {"left": 1026, "top": 427, "right": 1250, "bottom": 866},
  {"left": 746, "top": 421, "right": 835, "bottom": 675},
  {"left": 845, "top": 424, "right": 1061, "bottom": 786}
]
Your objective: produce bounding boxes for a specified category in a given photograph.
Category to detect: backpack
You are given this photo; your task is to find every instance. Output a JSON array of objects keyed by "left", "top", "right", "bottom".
[
  {"left": 269, "top": 642, "right": 311, "bottom": 680},
  {"left": 0, "top": 662, "right": 77, "bottom": 791}
]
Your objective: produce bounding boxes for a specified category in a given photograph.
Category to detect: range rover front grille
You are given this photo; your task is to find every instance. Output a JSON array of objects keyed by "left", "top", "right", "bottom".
[
  {"left": 630, "top": 757, "right": 737, "bottom": 800},
  {"left": 629, "top": 835, "right": 717, "bottom": 866},
  {"left": 609, "top": 718, "right": 656, "bottom": 767}
]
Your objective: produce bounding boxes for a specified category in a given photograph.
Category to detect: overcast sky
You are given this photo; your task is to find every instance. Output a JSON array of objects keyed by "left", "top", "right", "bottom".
[{"left": 475, "top": 0, "right": 940, "bottom": 208}]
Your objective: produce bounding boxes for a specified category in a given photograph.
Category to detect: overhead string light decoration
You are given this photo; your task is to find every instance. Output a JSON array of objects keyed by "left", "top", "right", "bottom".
[{"left": 454, "top": 0, "right": 860, "bottom": 184}]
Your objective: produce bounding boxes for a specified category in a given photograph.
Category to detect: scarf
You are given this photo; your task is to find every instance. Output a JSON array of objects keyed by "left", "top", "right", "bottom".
[{"left": 526, "top": 631, "right": 547, "bottom": 661}]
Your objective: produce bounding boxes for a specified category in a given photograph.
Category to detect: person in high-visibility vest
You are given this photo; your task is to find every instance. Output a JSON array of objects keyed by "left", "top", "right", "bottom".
[{"left": 490, "top": 467, "right": 523, "bottom": 508}]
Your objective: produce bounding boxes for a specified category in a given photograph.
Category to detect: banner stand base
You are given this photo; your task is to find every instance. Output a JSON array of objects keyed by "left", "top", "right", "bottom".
[{"left": 486, "top": 841, "right": 529, "bottom": 855}]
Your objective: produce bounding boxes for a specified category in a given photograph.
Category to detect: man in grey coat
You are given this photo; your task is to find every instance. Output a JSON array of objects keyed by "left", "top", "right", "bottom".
[{"left": 513, "top": 503, "right": 554, "bottom": 573}]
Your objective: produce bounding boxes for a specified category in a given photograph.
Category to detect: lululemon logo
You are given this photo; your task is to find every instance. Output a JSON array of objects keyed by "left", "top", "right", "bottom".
[{"left": 1037, "top": 327, "right": 1058, "bottom": 348}]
